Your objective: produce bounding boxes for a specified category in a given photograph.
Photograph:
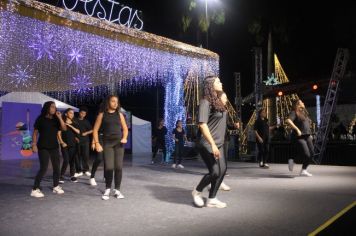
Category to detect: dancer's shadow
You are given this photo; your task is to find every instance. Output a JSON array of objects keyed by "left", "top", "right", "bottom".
[
  {"left": 145, "top": 184, "right": 194, "bottom": 207},
  {"left": 249, "top": 173, "right": 295, "bottom": 179}
]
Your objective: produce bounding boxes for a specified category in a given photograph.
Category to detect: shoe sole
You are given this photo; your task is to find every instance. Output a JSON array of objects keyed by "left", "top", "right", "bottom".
[
  {"left": 53, "top": 191, "right": 64, "bottom": 194},
  {"left": 206, "top": 204, "right": 227, "bottom": 208},
  {"left": 115, "top": 195, "right": 125, "bottom": 199},
  {"left": 30, "top": 194, "right": 44, "bottom": 198},
  {"left": 102, "top": 196, "right": 109, "bottom": 200}
]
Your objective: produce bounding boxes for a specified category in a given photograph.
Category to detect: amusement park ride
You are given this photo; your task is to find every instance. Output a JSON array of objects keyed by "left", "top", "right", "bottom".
[{"left": 184, "top": 47, "right": 349, "bottom": 164}]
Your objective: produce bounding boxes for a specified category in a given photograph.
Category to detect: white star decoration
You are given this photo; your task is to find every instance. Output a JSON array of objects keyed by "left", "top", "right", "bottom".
[
  {"left": 29, "top": 34, "right": 59, "bottom": 60},
  {"left": 8, "top": 65, "right": 35, "bottom": 88}
]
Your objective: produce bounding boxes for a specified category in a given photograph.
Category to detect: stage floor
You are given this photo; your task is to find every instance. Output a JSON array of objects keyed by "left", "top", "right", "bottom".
[{"left": 0, "top": 156, "right": 355, "bottom": 236}]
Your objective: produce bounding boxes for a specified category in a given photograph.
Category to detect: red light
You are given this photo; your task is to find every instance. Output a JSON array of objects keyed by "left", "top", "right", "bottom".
[
  {"left": 312, "top": 84, "right": 318, "bottom": 90},
  {"left": 277, "top": 91, "right": 283, "bottom": 96}
]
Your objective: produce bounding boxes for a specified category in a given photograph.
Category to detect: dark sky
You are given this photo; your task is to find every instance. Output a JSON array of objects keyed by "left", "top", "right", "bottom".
[{"left": 41, "top": 0, "right": 356, "bottom": 122}]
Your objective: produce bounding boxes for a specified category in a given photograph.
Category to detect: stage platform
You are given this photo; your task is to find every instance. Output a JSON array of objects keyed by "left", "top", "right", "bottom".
[{"left": 0, "top": 155, "right": 355, "bottom": 236}]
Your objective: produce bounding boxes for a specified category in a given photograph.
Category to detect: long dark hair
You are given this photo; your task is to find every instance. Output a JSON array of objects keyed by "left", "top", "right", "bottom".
[
  {"left": 100, "top": 95, "right": 121, "bottom": 114},
  {"left": 202, "top": 76, "right": 226, "bottom": 112},
  {"left": 40, "top": 101, "right": 56, "bottom": 117},
  {"left": 257, "top": 108, "right": 267, "bottom": 121},
  {"left": 292, "top": 99, "right": 308, "bottom": 121}
]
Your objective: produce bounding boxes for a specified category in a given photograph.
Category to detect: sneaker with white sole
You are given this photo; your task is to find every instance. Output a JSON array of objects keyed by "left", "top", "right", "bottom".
[
  {"left": 219, "top": 182, "right": 231, "bottom": 191},
  {"left": 74, "top": 172, "right": 83, "bottom": 178},
  {"left": 89, "top": 178, "right": 97, "bottom": 186},
  {"left": 264, "top": 163, "right": 269, "bottom": 168},
  {"left": 85, "top": 171, "right": 91, "bottom": 177},
  {"left": 30, "top": 189, "right": 44, "bottom": 198},
  {"left": 113, "top": 189, "right": 125, "bottom": 199},
  {"left": 177, "top": 164, "right": 184, "bottom": 169},
  {"left": 206, "top": 198, "right": 227, "bottom": 208},
  {"left": 53, "top": 186, "right": 64, "bottom": 194},
  {"left": 172, "top": 164, "right": 176, "bottom": 169},
  {"left": 59, "top": 177, "right": 65, "bottom": 184},
  {"left": 102, "top": 189, "right": 111, "bottom": 200},
  {"left": 300, "top": 169, "right": 313, "bottom": 177},
  {"left": 192, "top": 189, "right": 204, "bottom": 207},
  {"left": 288, "top": 159, "right": 294, "bottom": 172}
]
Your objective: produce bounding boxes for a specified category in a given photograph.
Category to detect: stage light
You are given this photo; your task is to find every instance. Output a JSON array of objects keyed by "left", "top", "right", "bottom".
[
  {"left": 277, "top": 91, "right": 283, "bottom": 96},
  {"left": 312, "top": 84, "right": 318, "bottom": 90}
]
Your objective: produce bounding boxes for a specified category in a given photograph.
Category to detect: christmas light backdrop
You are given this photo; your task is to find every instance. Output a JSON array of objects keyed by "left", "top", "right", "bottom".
[{"left": 0, "top": 0, "right": 219, "bottom": 158}]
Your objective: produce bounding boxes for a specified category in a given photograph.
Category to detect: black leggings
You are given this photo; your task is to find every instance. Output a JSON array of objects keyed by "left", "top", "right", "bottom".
[
  {"left": 196, "top": 146, "right": 227, "bottom": 198},
  {"left": 257, "top": 141, "right": 269, "bottom": 164},
  {"left": 33, "top": 148, "right": 60, "bottom": 189},
  {"left": 91, "top": 150, "right": 106, "bottom": 179},
  {"left": 60, "top": 146, "right": 76, "bottom": 177},
  {"left": 103, "top": 139, "right": 124, "bottom": 189},
  {"left": 77, "top": 142, "right": 90, "bottom": 172},
  {"left": 173, "top": 142, "right": 184, "bottom": 164},
  {"left": 296, "top": 135, "right": 314, "bottom": 169}
]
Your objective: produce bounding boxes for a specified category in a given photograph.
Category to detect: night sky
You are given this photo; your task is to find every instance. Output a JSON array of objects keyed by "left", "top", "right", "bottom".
[{"left": 40, "top": 0, "right": 356, "bottom": 124}]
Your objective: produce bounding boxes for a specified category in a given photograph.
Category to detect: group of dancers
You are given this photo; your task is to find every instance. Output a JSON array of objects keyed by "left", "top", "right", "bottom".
[{"left": 30, "top": 76, "right": 315, "bottom": 208}]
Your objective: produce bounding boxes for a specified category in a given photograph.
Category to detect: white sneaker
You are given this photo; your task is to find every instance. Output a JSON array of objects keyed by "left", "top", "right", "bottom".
[
  {"left": 74, "top": 172, "right": 83, "bottom": 178},
  {"left": 30, "top": 189, "right": 44, "bottom": 198},
  {"left": 288, "top": 159, "right": 294, "bottom": 172},
  {"left": 53, "top": 186, "right": 64, "bottom": 194},
  {"left": 206, "top": 198, "right": 227, "bottom": 208},
  {"left": 85, "top": 171, "right": 91, "bottom": 177},
  {"left": 192, "top": 189, "right": 204, "bottom": 207},
  {"left": 177, "top": 164, "right": 184, "bottom": 169},
  {"left": 113, "top": 189, "right": 125, "bottom": 199},
  {"left": 102, "top": 189, "right": 110, "bottom": 200},
  {"left": 219, "top": 182, "right": 231, "bottom": 191},
  {"left": 89, "top": 178, "right": 97, "bottom": 186},
  {"left": 300, "top": 169, "right": 313, "bottom": 177},
  {"left": 172, "top": 164, "right": 177, "bottom": 168}
]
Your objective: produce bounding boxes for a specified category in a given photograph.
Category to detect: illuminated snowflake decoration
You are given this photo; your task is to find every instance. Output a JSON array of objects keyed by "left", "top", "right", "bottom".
[
  {"left": 29, "top": 34, "right": 59, "bottom": 60},
  {"left": 100, "top": 54, "right": 121, "bottom": 72},
  {"left": 68, "top": 48, "right": 84, "bottom": 66},
  {"left": 70, "top": 75, "right": 93, "bottom": 93},
  {"left": 7, "top": 65, "right": 35, "bottom": 88},
  {"left": 264, "top": 73, "right": 281, "bottom": 85}
]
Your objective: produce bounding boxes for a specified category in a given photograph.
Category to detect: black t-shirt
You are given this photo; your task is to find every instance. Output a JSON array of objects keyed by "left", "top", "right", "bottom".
[
  {"left": 254, "top": 118, "right": 269, "bottom": 141},
  {"left": 61, "top": 122, "right": 79, "bottom": 147},
  {"left": 198, "top": 99, "right": 227, "bottom": 150},
  {"left": 34, "top": 116, "right": 60, "bottom": 149},
  {"left": 77, "top": 118, "right": 92, "bottom": 143},
  {"left": 154, "top": 126, "right": 167, "bottom": 144},
  {"left": 101, "top": 112, "right": 122, "bottom": 139},
  {"left": 172, "top": 128, "right": 185, "bottom": 145},
  {"left": 288, "top": 110, "right": 311, "bottom": 136}
]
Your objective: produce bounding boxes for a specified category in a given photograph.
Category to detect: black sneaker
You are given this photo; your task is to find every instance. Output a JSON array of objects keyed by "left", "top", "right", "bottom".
[
  {"left": 70, "top": 177, "right": 78, "bottom": 183},
  {"left": 59, "top": 177, "right": 65, "bottom": 184}
]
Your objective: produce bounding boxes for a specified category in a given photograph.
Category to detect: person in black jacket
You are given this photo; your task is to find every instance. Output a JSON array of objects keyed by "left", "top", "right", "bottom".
[
  {"left": 30, "top": 101, "right": 67, "bottom": 198},
  {"left": 152, "top": 118, "right": 168, "bottom": 164}
]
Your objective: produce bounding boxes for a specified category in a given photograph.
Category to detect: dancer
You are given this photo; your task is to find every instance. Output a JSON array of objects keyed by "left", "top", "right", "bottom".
[
  {"left": 172, "top": 120, "right": 187, "bottom": 169},
  {"left": 192, "top": 76, "right": 228, "bottom": 208},
  {"left": 92, "top": 95, "right": 128, "bottom": 200},
  {"left": 152, "top": 118, "right": 168, "bottom": 164},
  {"left": 286, "top": 99, "right": 314, "bottom": 176},
  {"left": 254, "top": 108, "right": 270, "bottom": 168},
  {"left": 31, "top": 101, "right": 67, "bottom": 198},
  {"left": 77, "top": 106, "right": 93, "bottom": 177},
  {"left": 58, "top": 108, "right": 80, "bottom": 183}
]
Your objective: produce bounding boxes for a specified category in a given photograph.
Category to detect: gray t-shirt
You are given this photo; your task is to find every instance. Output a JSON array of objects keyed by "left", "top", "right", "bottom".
[
  {"left": 198, "top": 99, "right": 227, "bottom": 150},
  {"left": 288, "top": 110, "right": 311, "bottom": 136}
]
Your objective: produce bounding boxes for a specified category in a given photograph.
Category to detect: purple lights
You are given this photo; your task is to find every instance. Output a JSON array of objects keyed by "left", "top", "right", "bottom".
[
  {"left": 29, "top": 33, "right": 59, "bottom": 61},
  {"left": 70, "top": 74, "right": 93, "bottom": 93},
  {"left": 7, "top": 64, "right": 35, "bottom": 88}
]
